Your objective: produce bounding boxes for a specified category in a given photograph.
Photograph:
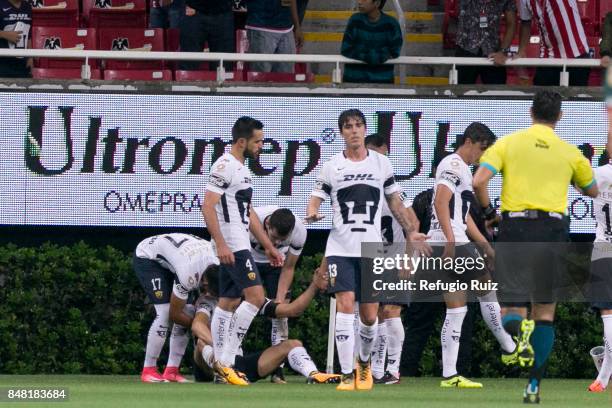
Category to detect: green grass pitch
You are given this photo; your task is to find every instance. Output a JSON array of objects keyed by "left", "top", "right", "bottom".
[{"left": 0, "top": 375, "right": 610, "bottom": 407}]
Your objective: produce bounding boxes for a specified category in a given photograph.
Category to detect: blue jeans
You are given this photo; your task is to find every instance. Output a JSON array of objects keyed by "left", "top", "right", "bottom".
[
  {"left": 179, "top": 10, "right": 234, "bottom": 71},
  {"left": 247, "top": 29, "right": 295, "bottom": 73},
  {"left": 149, "top": 0, "right": 184, "bottom": 29}
]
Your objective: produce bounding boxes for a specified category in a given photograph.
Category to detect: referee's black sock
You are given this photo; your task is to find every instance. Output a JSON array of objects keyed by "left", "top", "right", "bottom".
[
  {"left": 501, "top": 313, "right": 523, "bottom": 337},
  {"left": 528, "top": 320, "right": 555, "bottom": 389}
]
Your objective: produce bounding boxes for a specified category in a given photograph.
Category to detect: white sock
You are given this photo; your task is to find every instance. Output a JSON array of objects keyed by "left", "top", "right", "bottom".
[
  {"left": 385, "top": 317, "right": 405, "bottom": 377},
  {"left": 597, "top": 315, "right": 612, "bottom": 387},
  {"left": 441, "top": 306, "right": 467, "bottom": 378},
  {"left": 167, "top": 323, "right": 189, "bottom": 367},
  {"left": 335, "top": 312, "right": 356, "bottom": 375},
  {"left": 201, "top": 345, "right": 214, "bottom": 369},
  {"left": 477, "top": 292, "right": 516, "bottom": 353},
  {"left": 288, "top": 346, "right": 319, "bottom": 377},
  {"left": 371, "top": 321, "right": 387, "bottom": 379},
  {"left": 271, "top": 318, "right": 289, "bottom": 346},
  {"left": 220, "top": 301, "right": 259, "bottom": 367},
  {"left": 358, "top": 318, "right": 378, "bottom": 363},
  {"left": 144, "top": 304, "right": 170, "bottom": 368},
  {"left": 353, "top": 302, "right": 360, "bottom": 360},
  {"left": 211, "top": 307, "right": 233, "bottom": 364}
]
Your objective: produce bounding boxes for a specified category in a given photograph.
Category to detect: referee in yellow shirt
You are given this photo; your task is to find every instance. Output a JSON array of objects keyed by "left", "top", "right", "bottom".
[{"left": 473, "top": 90, "right": 598, "bottom": 404}]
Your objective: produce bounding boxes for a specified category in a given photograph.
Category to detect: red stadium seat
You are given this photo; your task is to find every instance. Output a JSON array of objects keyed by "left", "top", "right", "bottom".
[
  {"left": 32, "top": 67, "right": 102, "bottom": 79},
  {"left": 577, "top": 0, "right": 600, "bottom": 35},
  {"left": 98, "top": 28, "right": 165, "bottom": 70},
  {"left": 82, "top": 0, "right": 147, "bottom": 29},
  {"left": 103, "top": 69, "right": 172, "bottom": 80},
  {"left": 31, "top": 0, "right": 79, "bottom": 27},
  {"left": 246, "top": 72, "right": 314, "bottom": 83},
  {"left": 32, "top": 27, "right": 98, "bottom": 69},
  {"left": 174, "top": 70, "right": 243, "bottom": 81}
]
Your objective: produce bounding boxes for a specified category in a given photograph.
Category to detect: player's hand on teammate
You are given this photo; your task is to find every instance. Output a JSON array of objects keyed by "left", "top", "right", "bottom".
[
  {"left": 312, "top": 266, "right": 329, "bottom": 291},
  {"left": 304, "top": 212, "right": 324, "bottom": 224},
  {"left": 407, "top": 232, "right": 432, "bottom": 256},
  {"left": 217, "top": 242, "right": 235, "bottom": 265},
  {"left": 266, "top": 247, "right": 285, "bottom": 267}
]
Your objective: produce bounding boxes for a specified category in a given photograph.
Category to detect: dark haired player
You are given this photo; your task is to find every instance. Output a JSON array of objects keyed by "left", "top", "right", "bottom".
[
  {"left": 191, "top": 262, "right": 340, "bottom": 385},
  {"left": 249, "top": 206, "right": 307, "bottom": 383},
  {"left": 306, "top": 109, "right": 425, "bottom": 391},
  {"left": 202, "top": 116, "right": 284, "bottom": 386}
]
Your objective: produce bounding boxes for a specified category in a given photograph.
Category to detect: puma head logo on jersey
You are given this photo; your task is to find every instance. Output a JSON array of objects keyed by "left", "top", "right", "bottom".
[
  {"left": 111, "top": 38, "right": 129, "bottom": 50},
  {"left": 95, "top": 0, "right": 111, "bottom": 8},
  {"left": 343, "top": 174, "right": 375, "bottom": 182},
  {"left": 44, "top": 37, "right": 61, "bottom": 49}
]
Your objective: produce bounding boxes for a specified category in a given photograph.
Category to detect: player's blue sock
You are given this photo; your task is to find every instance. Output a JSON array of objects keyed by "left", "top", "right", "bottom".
[
  {"left": 501, "top": 313, "right": 523, "bottom": 337},
  {"left": 528, "top": 320, "right": 555, "bottom": 388}
]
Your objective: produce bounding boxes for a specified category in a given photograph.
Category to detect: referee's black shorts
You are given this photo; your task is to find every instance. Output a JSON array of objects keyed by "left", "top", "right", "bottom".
[{"left": 496, "top": 212, "right": 569, "bottom": 307}]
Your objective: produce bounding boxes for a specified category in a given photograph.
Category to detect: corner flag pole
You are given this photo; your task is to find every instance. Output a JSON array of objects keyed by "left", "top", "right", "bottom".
[{"left": 326, "top": 297, "right": 336, "bottom": 374}]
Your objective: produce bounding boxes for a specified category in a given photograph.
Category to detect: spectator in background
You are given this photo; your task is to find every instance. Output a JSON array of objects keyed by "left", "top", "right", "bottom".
[
  {"left": 341, "top": 0, "right": 402, "bottom": 84},
  {"left": 517, "top": 0, "right": 590, "bottom": 86},
  {"left": 0, "top": 0, "right": 32, "bottom": 78},
  {"left": 149, "top": 0, "right": 185, "bottom": 29},
  {"left": 246, "top": 0, "right": 304, "bottom": 73},
  {"left": 179, "top": 0, "right": 234, "bottom": 71},
  {"left": 601, "top": 12, "right": 611, "bottom": 68},
  {"left": 455, "top": 0, "right": 516, "bottom": 84}
]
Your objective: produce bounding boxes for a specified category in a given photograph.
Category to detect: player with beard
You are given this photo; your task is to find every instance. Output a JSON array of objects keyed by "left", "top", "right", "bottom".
[{"left": 202, "top": 116, "right": 284, "bottom": 386}]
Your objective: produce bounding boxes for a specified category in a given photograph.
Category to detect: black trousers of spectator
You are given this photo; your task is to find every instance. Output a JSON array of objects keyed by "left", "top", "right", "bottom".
[
  {"left": 179, "top": 10, "right": 235, "bottom": 71},
  {"left": 455, "top": 47, "right": 507, "bottom": 85},
  {"left": 297, "top": 0, "right": 309, "bottom": 24},
  {"left": 0, "top": 59, "right": 31, "bottom": 78},
  {"left": 533, "top": 53, "right": 591, "bottom": 86},
  {"left": 400, "top": 301, "right": 477, "bottom": 377}
]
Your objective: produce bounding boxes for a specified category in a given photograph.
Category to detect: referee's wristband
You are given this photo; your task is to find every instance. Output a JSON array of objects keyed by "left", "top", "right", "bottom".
[{"left": 483, "top": 205, "right": 497, "bottom": 221}]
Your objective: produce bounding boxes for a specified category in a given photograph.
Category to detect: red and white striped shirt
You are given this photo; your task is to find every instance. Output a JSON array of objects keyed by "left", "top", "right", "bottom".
[{"left": 519, "top": 0, "right": 589, "bottom": 58}]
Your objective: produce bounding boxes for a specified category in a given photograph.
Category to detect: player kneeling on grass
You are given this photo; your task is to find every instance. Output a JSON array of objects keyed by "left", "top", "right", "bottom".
[
  {"left": 192, "top": 264, "right": 340, "bottom": 384},
  {"left": 134, "top": 233, "right": 220, "bottom": 383}
]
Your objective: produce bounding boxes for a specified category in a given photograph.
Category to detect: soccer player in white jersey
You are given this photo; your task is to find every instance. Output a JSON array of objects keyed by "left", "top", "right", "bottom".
[
  {"left": 249, "top": 206, "right": 307, "bottom": 383},
  {"left": 364, "top": 133, "right": 414, "bottom": 385},
  {"left": 306, "top": 109, "right": 425, "bottom": 391},
  {"left": 191, "top": 265, "right": 341, "bottom": 385},
  {"left": 588, "top": 80, "right": 612, "bottom": 393},
  {"left": 202, "top": 116, "right": 283, "bottom": 386},
  {"left": 428, "top": 122, "right": 516, "bottom": 389},
  {"left": 133, "top": 233, "right": 219, "bottom": 383}
]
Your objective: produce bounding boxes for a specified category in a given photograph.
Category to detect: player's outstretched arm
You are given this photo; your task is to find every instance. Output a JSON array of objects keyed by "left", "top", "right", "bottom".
[
  {"left": 191, "top": 312, "right": 213, "bottom": 347},
  {"left": 263, "top": 269, "right": 327, "bottom": 319},
  {"left": 202, "top": 190, "right": 234, "bottom": 265},
  {"left": 305, "top": 196, "right": 324, "bottom": 223},
  {"left": 276, "top": 253, "right": 299, "bottom": 303}
]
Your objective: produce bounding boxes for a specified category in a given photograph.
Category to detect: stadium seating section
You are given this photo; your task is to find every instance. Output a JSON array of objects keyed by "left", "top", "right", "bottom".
[{"left": 23, "top": 0, "right": 611, "bottom": 83}]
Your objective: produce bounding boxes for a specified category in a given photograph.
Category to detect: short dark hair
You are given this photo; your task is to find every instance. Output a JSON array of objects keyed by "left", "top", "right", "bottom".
[
  {"left": 377, "top": 0, "right": 387, "bottom": 9},
  {"left": 458, "top": 122, "right": 497, "bottom": 147},
  {"left": 338, "top": 109, "right": 366, "bottom": 131},
  {"left": 531, "top": 90, "right": 562, "bottom": 124},
  {"left": 365, "top": 133, "right": 387, "bottom": 148},
  {"left": 205, "top": 264, "right": 219, "bottom": 297},
  {"left": 268, "top": 208, "right": 296, "bottom": 237},
  {"left": 232, "top": 116, "right": 263, "bottom": 143}
]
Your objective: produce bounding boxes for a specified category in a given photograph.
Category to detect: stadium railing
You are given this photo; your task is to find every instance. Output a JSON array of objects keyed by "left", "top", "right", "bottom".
[{"left": 0, "top": 48, "right": 603, "bottom": 86}]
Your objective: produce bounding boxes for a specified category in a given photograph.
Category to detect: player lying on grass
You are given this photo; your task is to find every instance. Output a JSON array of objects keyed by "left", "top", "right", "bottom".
[{"left": 191, "top": 263, "right": 340, "bottom": 384}]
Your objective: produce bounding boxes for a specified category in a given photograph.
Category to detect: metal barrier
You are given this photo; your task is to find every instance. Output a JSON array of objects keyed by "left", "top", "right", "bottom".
[{"left": 0, "top": 48, "right": 603, "bottom": 86}]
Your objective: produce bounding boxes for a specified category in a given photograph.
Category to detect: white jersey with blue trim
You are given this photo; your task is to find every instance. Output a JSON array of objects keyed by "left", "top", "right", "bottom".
[
  {"left": 205, "top": 153, "right": 254, "bottom": 252},
  {"left": 249, "top": 205, "right": 307, "bottom": 264},
  {"left": 136, "top": 233, "right": 220, "bottom": 300},
  {"left": 428, "top": 153, "right": 472, "bottom": 243},
  {"left": 311, "top": 149, "right": 400, "bottom": 257}
]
